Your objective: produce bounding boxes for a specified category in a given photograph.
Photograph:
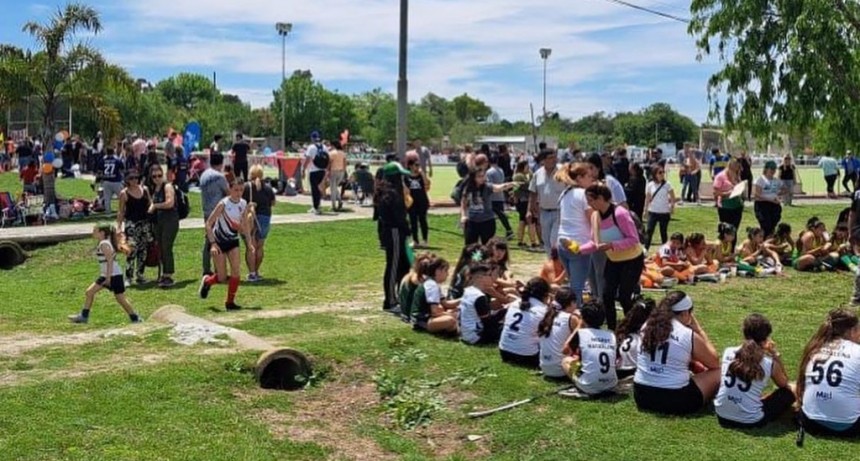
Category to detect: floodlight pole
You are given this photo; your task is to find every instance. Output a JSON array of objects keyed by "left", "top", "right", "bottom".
[
  {"left": 539, "top": 48, "right": 552, "bottom": 121},
  {"left": 396, "top": 0, "right": 409, "bottom": 160},
  {"left": 276, "top": 22, "right": 293, "bottom": 152}
]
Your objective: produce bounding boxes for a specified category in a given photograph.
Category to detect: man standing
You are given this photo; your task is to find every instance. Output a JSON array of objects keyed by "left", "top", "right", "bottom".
[
  {"left": 327, "top": 139, "right": 347, "bottom": 211},
  {"left": 709, "top": 147, "right": 729, "bottom": 179},
  {"left": 231, "top": 133, "right": 250, "bottom": 181},
  {"left": 498, "top": 144, "right": 513, "bottom": 181},
  {"left": 528, "top": 149, "right": 567, "bottom": 258},
  {"left": 819, "top": 153, "right": 840, "bottom": 199},
  {"left": 612, "top": 148, "right": 630, "bottom": 186},
  {"left": 843, "top": 151, "right": 859, "bottom": 194},
  {"left": 199, "top": 152, "right": 229, "bottom": 275},
  {"left": 97, "top": 147, "right": 124, "bottom": 214},
  {"left": 302, "top": 131, "right": 328, "bottom": 215},
  {"left": 487, "top": 154, "right": 514, "bottom": 240},
  {"left": 413, "top": 139, "right": 433, "bottom": 178}
]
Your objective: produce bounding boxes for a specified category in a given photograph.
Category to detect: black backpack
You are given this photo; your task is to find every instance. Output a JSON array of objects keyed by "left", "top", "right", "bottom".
[
  {"left": 312, "top": 144, "right": 330, "bottom": 169},
  {"left": 174, "top": 184, "right": 190, "bottom": 220}
]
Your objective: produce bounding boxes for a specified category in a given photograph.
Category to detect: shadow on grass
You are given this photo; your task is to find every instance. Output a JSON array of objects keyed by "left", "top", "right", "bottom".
[
  {"left": 249, "top": 278, "right": 287, "bottom": 287},
  {"left": 207, "top": 306, "right": 265, "bottom": 313}
]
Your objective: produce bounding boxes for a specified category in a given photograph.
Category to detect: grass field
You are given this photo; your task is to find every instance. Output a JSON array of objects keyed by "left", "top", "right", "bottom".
[
  {"left": 0, "top": 172, "right": 307, "bottom": 221},
  {"left": 0, "top": 182, "right": 857, "bottom": 459}
]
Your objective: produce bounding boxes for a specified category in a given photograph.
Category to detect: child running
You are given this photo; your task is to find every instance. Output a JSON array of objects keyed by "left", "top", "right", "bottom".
[
  {"left": 499, "top": 277, "right": 551, "bottom": 368},
  {"left": 538, "top": 288, "right": 581, "bottom": 379},
  {"left": 616, "top": 296, "right": 656, "bottom": 379},
  {"left": 561, "top": 301, "right": 619, "bottom": 396},
  {"left": 459, "top": 263, "right": 507, "bottom": 345},
  {"left": 412, "top": 256, "right": 459, "bottom": 335},
  {"left": 199, "top": 176, "right": 255, "bottom": 310},
  {"left": 798, "top": 308, "right": 860, "bottom": 438},
  {"left": 714, "top": 313, "right": 795, "bottom": 429},
  {"left": 68, "top": 223, "right": 142, "bottom": 324}
]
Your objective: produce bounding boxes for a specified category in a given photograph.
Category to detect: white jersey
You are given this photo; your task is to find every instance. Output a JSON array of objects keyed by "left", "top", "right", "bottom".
[
  {"left": 617, "top": 332, "right": 642, "bottom": 372},
  {"left": 714, "top": 346, "right": 774, "bottom": 424},
  {"left": 96, "top": 239, "right": 122, "bottom": 277},
  {"left": 802, "top": 339, "right": 860, "bottom": 425},
  {"left": 539, "top": 312, "right": 575, "bottom": 378},
  {"left": 214, "top": 197, "right": 247, "bottom": 242},
  {"left": 634, "top": 319, "right": 694, "bottom": 389},
  {"left": 459, "top": 286, "right": 487, "bottom": 345},
  {"left": 499, "top": 298, "right": 548, "bottom": 356},
  {"left": 575, "top": 328, "right": 619, "bottom": 394}
]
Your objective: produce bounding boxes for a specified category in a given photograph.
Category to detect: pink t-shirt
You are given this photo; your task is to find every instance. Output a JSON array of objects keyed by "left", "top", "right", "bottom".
[{"left": 712, "top": 171, "right": 735, "bottom": 207}]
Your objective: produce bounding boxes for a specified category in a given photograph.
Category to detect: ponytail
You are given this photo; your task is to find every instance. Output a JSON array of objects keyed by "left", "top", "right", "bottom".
[
  {"left": 641, "top": 291, "right": 685, "bottom": 355},
  {"left": 518, "top": 277, "right": 550, "bottom": 311},
  {"left": 538, "top": 308, "right": 559, "bottom": 338},
  {"left": 729, "top": 340, "right": 766, "bottom": 382}
]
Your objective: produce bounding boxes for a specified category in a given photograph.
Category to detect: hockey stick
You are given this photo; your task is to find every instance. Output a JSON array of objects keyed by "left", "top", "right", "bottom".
[{"left": 467, "top": 383, "right": 576, "bottom": 418}]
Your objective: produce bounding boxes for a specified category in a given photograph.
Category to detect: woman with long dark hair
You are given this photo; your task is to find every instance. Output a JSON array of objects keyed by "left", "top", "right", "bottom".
[
  {"left": 116, "top": 171, "right": 152, "bottom": 286},
  {"left": 798, "top": 308, "right": 860, "bottom": 438},
  {"left": 376, "top": 162, "right": 412, "bottom": 313},
  {"left": 625, "top": 162, "right": 646, "bottom": 219},
  {"left": 633, "top": 291, "right": 720, "bottom": 415},
  {"left": 499, "top": 277, "right": 552, "bottom": 368},
  {"left": 714, "top": 314, "right": 794, "bottom": 429},
  {"left": 460, "top": 168, "right": 514, "bottom": 245},
  {"left": 147, "top": 164, "right": 178, "bottom": 288}
]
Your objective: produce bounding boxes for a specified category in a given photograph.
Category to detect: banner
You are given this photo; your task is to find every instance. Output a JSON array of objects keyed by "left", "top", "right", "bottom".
[{"left": 183, "top": 122, "right": 201, "bottom": 158}]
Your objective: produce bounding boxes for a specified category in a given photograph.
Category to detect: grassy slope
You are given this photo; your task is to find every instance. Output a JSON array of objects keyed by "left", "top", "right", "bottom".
[{"left": 0, "top": 203, "right": 856, "bottom": 460}]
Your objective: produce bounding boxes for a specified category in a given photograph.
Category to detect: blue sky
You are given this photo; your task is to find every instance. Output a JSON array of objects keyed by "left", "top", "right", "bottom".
[{"left": 0, "top": 0, "right": 720, "bottom": 123}]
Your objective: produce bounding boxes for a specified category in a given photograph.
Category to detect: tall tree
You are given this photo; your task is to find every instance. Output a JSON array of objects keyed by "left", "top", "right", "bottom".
[
  {"left": 689, "top": 0, "right": 860, "bottom": 147},
  {"left": 155, "top": 73, "right": 218, "bottom": 111}
]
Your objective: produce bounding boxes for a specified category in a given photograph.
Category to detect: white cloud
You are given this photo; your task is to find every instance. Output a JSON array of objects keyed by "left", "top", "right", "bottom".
[{"left": 91, "top": 0, "right": 716, "bottom": 121}]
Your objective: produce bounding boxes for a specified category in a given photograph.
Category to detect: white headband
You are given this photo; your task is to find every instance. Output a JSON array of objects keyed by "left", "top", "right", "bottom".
[{"left": 670, "top": 296, "right": 693, "bottom": 313}]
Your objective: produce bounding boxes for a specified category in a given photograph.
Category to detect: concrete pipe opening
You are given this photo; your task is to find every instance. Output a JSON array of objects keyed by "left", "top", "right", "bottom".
[
  {"left": 0, "top": 241, "right": 26, "bottom": 270},
  {"left": 256, "top": 348, "right": 312, "bottom": 391}
]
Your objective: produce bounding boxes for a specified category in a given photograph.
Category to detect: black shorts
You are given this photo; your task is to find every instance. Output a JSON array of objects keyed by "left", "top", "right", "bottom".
[
  {"left": 500, "top": 349, "right": 540, "bottom": 369},
  {"left": 95, "top": 275, "right": 125, "bottom": 294},
  {"left": 216, "top": 238, "right": 240, "bottom": 253},
  {"left": 633, "top": 381, "right": 704, "bottom": 415},
  {"left": 516, "top": 201, "right": 529, "bottom": 223},
  {"left": 800, "top": 411, "right": 860, "bottom": 437}
]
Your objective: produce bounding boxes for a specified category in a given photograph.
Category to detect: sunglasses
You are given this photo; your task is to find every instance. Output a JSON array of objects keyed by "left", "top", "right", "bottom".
[{"left": 152, "top": 174, "right": 163, "bottom": 178}]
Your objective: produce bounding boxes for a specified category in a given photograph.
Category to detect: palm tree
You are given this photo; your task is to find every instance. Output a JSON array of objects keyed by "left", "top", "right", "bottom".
[{"left": 0, "top": 3, "right": 127, "bottom": 139}]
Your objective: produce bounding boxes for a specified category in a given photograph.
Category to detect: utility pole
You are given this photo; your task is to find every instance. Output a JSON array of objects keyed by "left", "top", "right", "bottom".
[
  {"left": 396, "top": 0, "right": 409, "bottom": 160},
  {"left": 276, "top": 22, "right": 293, "bottom": 152}
]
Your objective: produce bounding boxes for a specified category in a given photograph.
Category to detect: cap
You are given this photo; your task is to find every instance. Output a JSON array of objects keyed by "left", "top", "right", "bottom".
[
  {"left": 310, "top": 131, "right": 321, "bottom": 140},
  {"left": 764, "top": 160, "right": 778, "bottom": 170},
  {"left": 382, "top": 161, "right": 411, "bottom": 177},
  {"left": 670, "top": 295, "right": 693, "bottom": 313}
]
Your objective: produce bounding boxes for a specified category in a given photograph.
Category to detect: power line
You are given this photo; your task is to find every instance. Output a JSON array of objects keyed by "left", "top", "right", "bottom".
[{"left": 601, "top": 0, "right": 691, "bottom": 24}]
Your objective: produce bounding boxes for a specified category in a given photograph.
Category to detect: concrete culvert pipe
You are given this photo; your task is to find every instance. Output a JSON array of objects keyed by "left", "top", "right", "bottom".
[
  {"left": 0, "top": 241, "right": 27, "bottom": 270},
  {"left": 152, "top": 305, "right": 312, "bottom": 391}
]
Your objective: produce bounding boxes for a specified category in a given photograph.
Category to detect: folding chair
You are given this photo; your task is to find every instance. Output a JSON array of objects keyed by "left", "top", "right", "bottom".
[{"left": 20, "top": 194, "right": 45, "bottom": 226}]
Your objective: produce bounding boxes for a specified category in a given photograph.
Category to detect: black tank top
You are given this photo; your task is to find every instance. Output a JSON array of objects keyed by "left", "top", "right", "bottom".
[{"left": 125, "top": 190, "right": 150, "bottom": 222}]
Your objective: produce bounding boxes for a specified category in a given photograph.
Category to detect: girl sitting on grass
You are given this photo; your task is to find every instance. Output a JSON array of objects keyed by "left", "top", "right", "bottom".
[
  {"left": 655, "top": 233, "right": 694, "bottom": 283},
  {"left": 738, "top": 227, "right": 782, "bottom": 275},
  {"left": 798, "top": 308, "right": 860, "bottom": 438},
  {"left": 199, "top": 175, "right": 255, "bottom": 311},
  {"left": 561, "top": 301, "right": 619, "bottom": 396},
  {"left": 68, "top": 223, "right": 142, "bottom": 324},
  {"left": 540, "top": 247, "right": 567, "bottom": 291},
  {"left": 827, "top": 224, "right": 859, "bottom": 272},
  {"left": 765, "top": 223, "right": 795, "bottom": 266},
  {"left": 499, "top": 277, "right": 552, "bottom": 368},
  {"left": 459, "top": 263, "right": 508, "bottom": 345},
  {"left": 616, "top": 296, "right": 656, "bottom": 379},
  {"left": 538, "top": 288, "right": 581, "bottom": 379},
  {"left": 684, "top": 233, "right": 719, "bottom": 278},
  {"left": 486, "top": 238, "right": 521, "bottom": 295},
  {"left": 795, "top": 217, "right": 832, "bottom": 272},
  {"left": 412, "top": 256, "right": 459, "bottom": 335},
  {"left": 448, "top": 243, "right": 486, "bottom": 300},
  {"left": 714, "top": 313, "right": 795, "bottom": 429},
  {"left": 713, "top": 223, "right": 738, "bottom": 270},
  {"left": 398, "top": 252, "right": 435, "bottom": 323}
]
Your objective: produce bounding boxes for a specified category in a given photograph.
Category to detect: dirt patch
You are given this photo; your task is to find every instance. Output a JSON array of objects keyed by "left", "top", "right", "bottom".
[
  {"left": 217, "top": 301, "right": 377, "bottom": 325},
  {"left": 255, "top": 376, "right": 396, "bottom": 461},
  {"left": 404, "top": 390, "right": 489, "bottom": 460},
  {"left": 0, "top": 324, "right": 163, "bottom": 357}
]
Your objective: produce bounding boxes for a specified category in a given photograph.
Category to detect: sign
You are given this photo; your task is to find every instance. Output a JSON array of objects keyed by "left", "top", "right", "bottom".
[{"left": 183, "top": 122, "right": 201, "bottom": 158}]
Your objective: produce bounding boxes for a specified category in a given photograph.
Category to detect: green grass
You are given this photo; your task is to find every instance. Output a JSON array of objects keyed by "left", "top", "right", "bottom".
[
  {"left": 0, "top": 171, "right": 307, "bottom": 222},
  {"left": 0, "top": 202, "right": 857, "bottom": 460}
]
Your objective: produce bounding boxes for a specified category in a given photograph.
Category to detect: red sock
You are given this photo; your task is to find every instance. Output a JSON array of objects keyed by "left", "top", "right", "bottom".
[
  {"left": 227, "top": 277, "right": 239, "bottom": 304},
  {"left": 205, "top": 274, "right": 218, "bottom": 286}
]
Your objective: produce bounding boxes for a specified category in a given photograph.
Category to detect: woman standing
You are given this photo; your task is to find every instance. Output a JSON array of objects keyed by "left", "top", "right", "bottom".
[
  {"left": 580, "top": 183, "right": 646, "bottom": 330},
  {"left": 460, "top": 168, "right": 514, "bottom": 245},
  {"left": 406, "top": 156, "right": 431, "bottom": 248},
  {"left": 713, "top": 158, "right": 744, "bottom": 231},
  {"left": 116, "top": 172, "right": 152, "bottom": 286},
  {"left": 377, "top": 162, "right": 412, "bottom": 313},
  {"left": 778, "top": 155, "right": 799, "bottom": 206},
  {"left": 643, "top": 164, "right": 675, "bottom": 251},
  {"left": 147, "top": 164, "right": 178, "bottom": 288},
  {"left": 243, "top": 165, "right": 276, "bottom": 282},
  {"left": 555, "top": 163, "right": 595, "bottom": 306},
  {"left": 513, "top": 160, "right": 539, "bottom": 249},
  {"left": 753, "top": 161, "right": 783, "bottom": 238},
  {"left": 625, "top": 163, "right": 646, "bottom": 219},
  {"left": 798, "top": 308, "right": 860, "bottom": 438}
]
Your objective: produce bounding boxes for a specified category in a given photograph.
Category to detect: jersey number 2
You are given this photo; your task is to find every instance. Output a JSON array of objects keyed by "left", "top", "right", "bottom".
[{"left": 509, "top": 313, "right": 524, "bottom": 332}]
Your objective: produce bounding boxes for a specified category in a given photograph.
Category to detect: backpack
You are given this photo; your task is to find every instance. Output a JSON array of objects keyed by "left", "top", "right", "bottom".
[
  {"left": 312, "top": 144, "right": 330, "bottom": 169},
  {"left": 450, "top": 178, "right": 465, "bottom": 204},
  {"left": 610, "top": 208, "right": 647, "bottom": 245},
  {"left": 174, "top": 184, "right": 190, "bottom": 220}
]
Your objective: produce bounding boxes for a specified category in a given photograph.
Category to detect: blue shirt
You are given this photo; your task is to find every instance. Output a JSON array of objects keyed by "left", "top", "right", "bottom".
[
  {"left": 98, "top": 155, "right": 123, "bottom": 182},
  {"left": 819, "top": 157, "right": 840, "bottom": 177},
  {"left": 843, "top": 157, "right": 860, "bottom": 174}
]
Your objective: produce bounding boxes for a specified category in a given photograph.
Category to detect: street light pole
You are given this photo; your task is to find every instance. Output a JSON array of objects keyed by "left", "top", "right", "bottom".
[
  {"left": 276, "top": 22, "right": 292, "bottom": 152},
  {"left": 539, "top": 48, "right": 552, "bottom": 121},
  {"left": 396, "top": 0, "right": 409, "bottom": 160}
]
